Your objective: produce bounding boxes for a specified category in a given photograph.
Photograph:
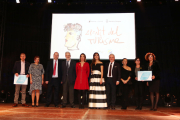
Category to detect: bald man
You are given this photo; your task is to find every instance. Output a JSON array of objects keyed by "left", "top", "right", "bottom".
[{"left": 45, "top": 52, "right": 62, "bottom": 107}]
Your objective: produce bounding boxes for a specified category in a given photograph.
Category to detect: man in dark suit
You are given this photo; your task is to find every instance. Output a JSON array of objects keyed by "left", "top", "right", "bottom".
[
  {"left": 104, "top": 54, "right": 121, "bottom": 110},
  {"left": 13, "top": 53, "right": 30, "bottom": 107},
  {"left": 61, "top": 52, "right": 76, "bottom": 108},
  {"left": 45, "top": 52, "right": 62, "bottom": 107}
]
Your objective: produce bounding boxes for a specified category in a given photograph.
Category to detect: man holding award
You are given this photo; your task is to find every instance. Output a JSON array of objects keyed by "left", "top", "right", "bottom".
[{"left": 13, "top": 53, "right": 30, "bottom": 107}]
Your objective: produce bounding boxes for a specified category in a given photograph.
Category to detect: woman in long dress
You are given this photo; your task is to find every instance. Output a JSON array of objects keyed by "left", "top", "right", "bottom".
[
  {"left": 89, "top": 52, "right": 107, "bottom": 109},
  {"left": 29, "top": 56, "right": 45, "bottom": 107},
  {"left": 120, "top": 58, "right": 131, "bottom": 110},
  {"left": 74, "top": 53, "right": 90, "bottom": 109}
]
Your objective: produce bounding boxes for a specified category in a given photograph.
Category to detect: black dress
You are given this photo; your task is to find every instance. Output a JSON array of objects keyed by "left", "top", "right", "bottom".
[
  {"left": 146, "top": 61, "right": 161, "bottom": 93},
  {"left": 88, "top": 63, "right": 107, "bottom": 108},
  {"left": 132, "top": 66, "right": 145, "bottom": 107},
  {"left": 121, "top": 67, "right": 131, "bottom": 108}
]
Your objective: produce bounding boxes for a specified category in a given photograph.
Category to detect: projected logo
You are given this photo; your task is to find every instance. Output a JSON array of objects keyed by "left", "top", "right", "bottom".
[{"left": 64, "top": 23, "right": 82, "bottom": 50}]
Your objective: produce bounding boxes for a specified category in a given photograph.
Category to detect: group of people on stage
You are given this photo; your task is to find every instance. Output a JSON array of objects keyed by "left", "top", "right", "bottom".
[{"left": 12, "top": 52, "right": 160, "bottom": 111}]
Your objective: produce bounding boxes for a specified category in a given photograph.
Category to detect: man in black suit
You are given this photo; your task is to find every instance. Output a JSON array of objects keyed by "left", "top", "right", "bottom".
[
  {"left": 45, "top": 52, "right": 62, "bottom": 107},
  {"left": 13, "top": 53, "right": 30, "bottom": 107},
  {"left": 61, "top": 52, "right": 76, "bottom": 108},
  {"left": 104, "top": 54, "right": 121, "bottom": 110}
]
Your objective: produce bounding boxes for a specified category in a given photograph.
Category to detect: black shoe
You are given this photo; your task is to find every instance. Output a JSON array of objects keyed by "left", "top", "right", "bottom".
[
  {"left": 55, "top": 105, "right": 59, "bottom": 108},
  {"left": 153, "top": 109, "right": 157, "bottom": 111},
  {"left": 44, "top": 104, "right": 49, "bottom": 107},
  {"left": 121, "top": 107, "right": 127, "bottom": 110},
  {"left": 111, "top": 106, "right": 115, "bottom": 110},
  {"left": 139, "top": 106, "right": 142, "bottom": 110},
  {"left": 135, "top": 106, "right": 139, "bottom": 110},
  {"left": 61, "top": 105, "right": 66, "bottom": 108},
  {"left": 36, "top": 105, "right": 39, "bottom": 107},
  {"left": 71, "top": 105, "right": 75, "bottom": 108},
  {"left": 32, "top": 105, "right": 35, "bottom": 107}
]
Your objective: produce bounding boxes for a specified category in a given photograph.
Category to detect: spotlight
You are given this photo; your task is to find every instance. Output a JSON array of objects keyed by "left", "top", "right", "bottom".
[
  {"left": 175, "top": 0, "right": 179, "bottom": 1},
  {"left": 48, "top": 0, "right": 52, "bottom": 3},
  {"left": 16, "top": 0, "right": 20, "bottom": 3},
  {"left": 137, "top": 0, "right": 141, "bottom": 2}
]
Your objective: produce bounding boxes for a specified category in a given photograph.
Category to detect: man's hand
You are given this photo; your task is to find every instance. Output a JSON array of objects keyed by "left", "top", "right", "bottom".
[
  {"left": 152, "top": 75, "right": 155, "bottom": 80},
  {"left": 45, "top": 81, "right": 49, "bottom": 84},
  {"left": 116, "top": 81, "right": 119, "bottom": 85},
  {"left": 61, "top": 81, "right": 63, "bottom": 84},
  {"left": 26, "top": 74, "right": 29, "bottom": 78},
  {"left": 15, "top": 73, "right": 19, "bottom": 77}
]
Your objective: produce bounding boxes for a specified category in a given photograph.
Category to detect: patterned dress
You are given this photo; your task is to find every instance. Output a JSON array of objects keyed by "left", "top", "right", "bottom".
[
  {"left": 28, "top": 63, "right": 45, "bottom": 95},
  {"left": 88, "top": 63, "right": 107, "bottom": 108}
]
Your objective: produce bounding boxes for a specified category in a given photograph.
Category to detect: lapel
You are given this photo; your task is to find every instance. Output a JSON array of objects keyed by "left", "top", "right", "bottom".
[
  {"left": 19, "top": 60, "right": 21, "bottom": 70},
  {"left": 112, "top": 62, "right": 115, "bottom": 72}
]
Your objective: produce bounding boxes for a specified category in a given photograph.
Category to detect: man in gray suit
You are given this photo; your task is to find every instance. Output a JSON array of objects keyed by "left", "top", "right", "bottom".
[{"left": 61, "top": 52, "right": 76, "bottom": 108}]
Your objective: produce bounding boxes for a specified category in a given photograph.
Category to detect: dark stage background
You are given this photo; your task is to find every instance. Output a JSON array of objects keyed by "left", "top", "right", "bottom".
[{"left": 0, "top": 1, "right": 180, "bottom": 105}]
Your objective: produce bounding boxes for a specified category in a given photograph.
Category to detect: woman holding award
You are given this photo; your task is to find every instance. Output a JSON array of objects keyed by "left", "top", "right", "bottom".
[
  {"left": 29, "top": 56, "right": 45, "bottom": 107},
  {"left": 145, "top": 53, "right": 161, "bottom": 111}
]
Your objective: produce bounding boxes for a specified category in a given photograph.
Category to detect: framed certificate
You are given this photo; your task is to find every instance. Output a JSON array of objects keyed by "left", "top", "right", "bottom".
[
  {"left": 138, "top": 71, "right": 152, "bottom": 81},
  {"left": 14, "top": 75, "right": 28, "bottom": 85}
]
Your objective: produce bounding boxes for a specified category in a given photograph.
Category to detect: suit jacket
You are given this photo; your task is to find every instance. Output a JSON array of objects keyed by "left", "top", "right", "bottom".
[
  {"left": 145, "top": 60, "right": 161, "bottom": 80},
  {"left": 13, "top": 60, "right": 30, "bottom": 75},
  {"left": 104, "top": 62, "right": 121, "bottom": 84},
  {"left": 61, "top": 60, "right": 76, "bottom": 84},
  {"left": 45, "top": 59, "right": 62, "bottom": 82}
]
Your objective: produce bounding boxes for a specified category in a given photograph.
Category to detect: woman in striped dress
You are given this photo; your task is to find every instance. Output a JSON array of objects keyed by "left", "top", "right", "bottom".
[{"left": 89, "top": 52, "right": 107, "bottom": 109}]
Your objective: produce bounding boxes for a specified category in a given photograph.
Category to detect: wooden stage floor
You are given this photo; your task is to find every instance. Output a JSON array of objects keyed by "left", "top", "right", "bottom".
[{"left": 0, "top": 104, "right": 180, "bottom": 120}]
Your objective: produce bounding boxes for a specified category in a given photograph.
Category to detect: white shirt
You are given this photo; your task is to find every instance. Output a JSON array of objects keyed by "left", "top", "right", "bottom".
[
  {"left": 52, "top": 59, "right": 58, "bottom": 78},
  {"left": 20, "top": 60, "right": 25, "bottom": 75},
  {"left": 107, "top": 61, "right": 114, "bottom": 77},
  {"left": 66, "top": 59, "right": 71, "bottom": 67}
]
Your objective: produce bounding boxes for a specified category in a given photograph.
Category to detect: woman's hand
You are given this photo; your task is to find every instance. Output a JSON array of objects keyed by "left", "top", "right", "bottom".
[
  {"left": 30, "top": 80, "right": 32, "bottom": 84},
  {"left": 42, "top": 80, "right": 44, "bottom": 84},
  {"left": 100, "top": 79, "right": 103, "bottom": 85},
  {"left": 152, "top": 75, "right": 155, "bottom": 80},
  {"left": 147, "top": 82, "right": 149, "bottom": 86},
  {"left": 135, "top": 77, "right": 138, "bottom": 81}
]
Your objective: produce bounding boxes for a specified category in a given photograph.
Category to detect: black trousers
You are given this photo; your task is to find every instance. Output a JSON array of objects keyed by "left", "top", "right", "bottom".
[
  {"left": 106, "top": 78, "right": 116, "bottom": 106},
  {"left": 46, "top": 78, "right": 60, "bottom": 106},
  {"left": 121, "top": 84, "right": 130, "bottom": 108},
  {"left": 134, "top": 82, "right": 144, "bottom": 107},
  {"left": 62, "top": 76, "right": 74, "bottom": 106}
]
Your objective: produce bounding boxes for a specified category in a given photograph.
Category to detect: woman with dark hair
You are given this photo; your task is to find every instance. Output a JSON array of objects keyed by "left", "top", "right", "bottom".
[
  {"left": 145, "top": 52, "right": 161, "bottom": 111},
  {"left": 29, "top": 56, "right": 45, "bottom": 107},
  {"left": 120, "top": 58, "right": 131, "bottom": 109},
  {"left": 88, "top": 52, "right": 107, "bottom": 109},
  {"left": 74, "top": 53, "right": 90, "bottom": 109},
  {"left": 132, "top": 58, "right": 144, "bottom": 110}
]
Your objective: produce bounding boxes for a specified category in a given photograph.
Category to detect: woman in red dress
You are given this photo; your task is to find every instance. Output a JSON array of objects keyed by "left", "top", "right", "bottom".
[{"left": 74, "top": 53, "right": 90, "bottom": 109}]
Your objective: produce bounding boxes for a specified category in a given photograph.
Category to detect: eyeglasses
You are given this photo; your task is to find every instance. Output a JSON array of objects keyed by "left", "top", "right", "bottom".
[{"left": 149, "top": 56, "right": 153, "bottom": 58}]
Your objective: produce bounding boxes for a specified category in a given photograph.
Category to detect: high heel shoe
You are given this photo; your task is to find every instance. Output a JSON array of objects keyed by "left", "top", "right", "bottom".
[
  {"left": 36, "top": 103, "right": 39, "bottom": 107},
  {"left": 32, "top": 103, "right": 35, "bottom": 107}
]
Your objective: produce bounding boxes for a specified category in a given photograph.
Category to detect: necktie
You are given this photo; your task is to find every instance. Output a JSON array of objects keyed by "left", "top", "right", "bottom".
[
  {"left": 109, "top": 63, "right": 112, "bottom": 76},
  {"left": 53, "top": 60, "right": 57, "bottom": 76},
  {"left": 66, "top": 61, "right": 69, "bottom": 75}
]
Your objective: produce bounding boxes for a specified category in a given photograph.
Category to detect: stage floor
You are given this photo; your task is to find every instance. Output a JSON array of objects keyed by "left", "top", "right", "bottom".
[{"left": 0, "top": 104, "right": 180, "bottom": 120}]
